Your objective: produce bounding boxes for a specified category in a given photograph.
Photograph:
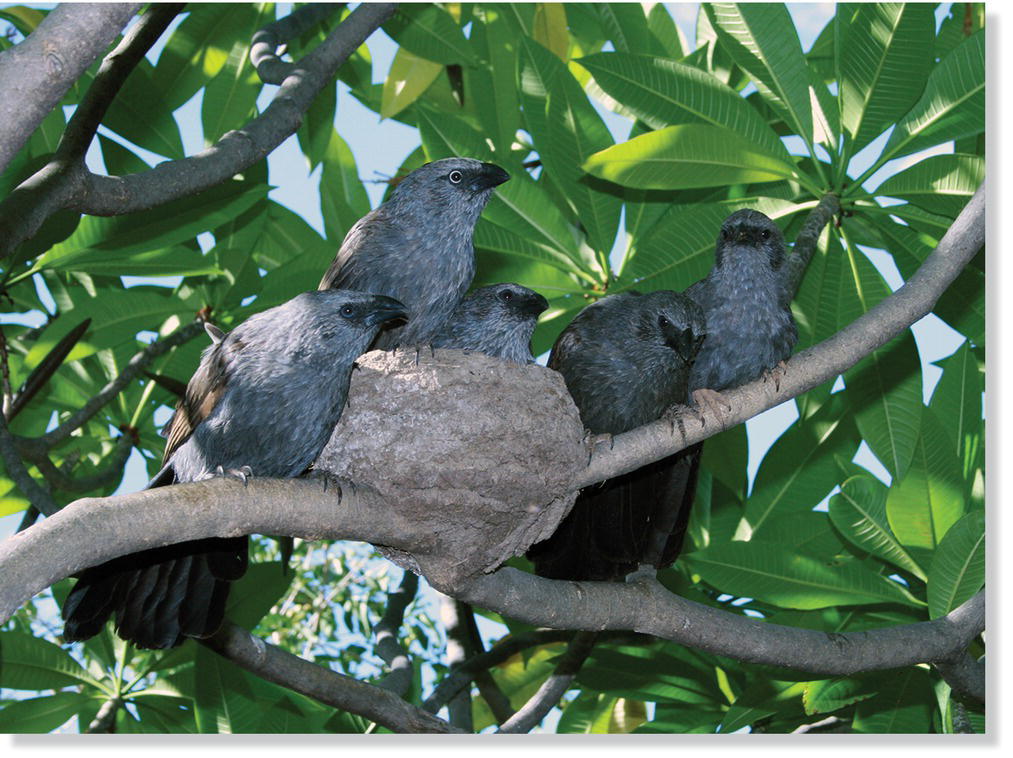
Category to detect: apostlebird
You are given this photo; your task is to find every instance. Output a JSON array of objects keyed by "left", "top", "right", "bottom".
[
  {"left": 526, "top": 290, "right": 706, "bottom": 581},
  {"left": 318, "top": 157, "right": 510, "bottom": 350},
  {"left": 432, "top": 283, "right": 549, "bottom": 364},
  {"left": 62, "top": 290, "right": 408, "bottom": 649}
]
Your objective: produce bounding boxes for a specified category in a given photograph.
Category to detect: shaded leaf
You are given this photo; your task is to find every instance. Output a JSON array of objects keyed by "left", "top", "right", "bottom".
[{"left": 926, "top": 509, "right": 984, "bottom": 619}]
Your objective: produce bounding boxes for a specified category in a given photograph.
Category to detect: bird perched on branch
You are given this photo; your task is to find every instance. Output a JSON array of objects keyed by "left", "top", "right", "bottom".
[
  {"left": 62, "top": 290, "right": 408, "bottom": 649},
  {"left": 685, "top": 208, "right": 797, "bottom": 399},
  {"left": 318, "top": 157, "right": 510, "bottom": 350},
  {"left": 526, "top": 290, "right": 706, "bottom": 581},
  {"left": 432, "top": 283, "right": 549, "bottom": 364}
]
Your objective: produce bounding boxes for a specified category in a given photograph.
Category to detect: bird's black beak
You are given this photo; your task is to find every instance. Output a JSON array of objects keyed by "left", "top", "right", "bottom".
[
  {"left": 523, "top": 292, "right": 550, "bottom": 317},
  {"left": 470, "top": 163, "right": 510, "bottom": 192},
  {"left": 363, "top": 295, "right": 409, "bottom": 327}
]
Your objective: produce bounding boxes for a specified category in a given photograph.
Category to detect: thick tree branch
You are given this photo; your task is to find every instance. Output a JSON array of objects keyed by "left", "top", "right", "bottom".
[
  {"left": 496, "top": 631, "right": 596, "bottom": 734},
  {"left": 0, "top": 3, "right": 141, "bottom": 175},
  {"left": 15, "top": 319, "right": 204, "bottom": 456},
  {"left": 578, "top": 182, "right": 985, "bottom": 488},
  {"left": 84, "top": 697, "right": 121, "bottom": 733},
  {"left": 372, "top": 571, "right": 418, "bottom": 696},
  {"left": 0, "top": 3, "right": 396, "bottom": 261},
  {"left": 205, "top": 622, "right": 460, "bottom": 734},
  {"left": 251, "top": 3, "right": 344, "bottom": 84},
  {"left": 458, "top": 570, "right": 984, "bottom": 676}
]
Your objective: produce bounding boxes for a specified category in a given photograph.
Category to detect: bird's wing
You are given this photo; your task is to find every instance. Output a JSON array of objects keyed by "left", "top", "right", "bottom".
[
  {"left": 318, "top": 210, "right": 409, "bottom": 293},
  {"left": 160, "top": 336, "right": 238, "bottom": 466}
]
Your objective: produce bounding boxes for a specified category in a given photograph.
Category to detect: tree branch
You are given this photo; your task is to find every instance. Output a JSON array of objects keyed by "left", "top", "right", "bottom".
[
  {"left": 933, "top": 652, "right": 986, "bottom": 704},
  {"left": 372, "top": 570, "right": 418, "bottom": 696},
  {"left": 0, "top": 3, "right": 396, "bottom": 261},
  {"left": 459, "top": 602, "right": 515, "bottom": 724},
  {"left": 577, "top": 181, "right": 985, "bottom": 488},
  {"left": 496, "top": 631, "right": 596, "bottom": 734},
  {"left": 204, "top": 622, "right": 461, "bottom": 734},
  {"left": 0, "top": 408, "right": 59, "bottom": 516},
  {"left": 0, "top": 3, "right": 141, "bottom": 175},
  {"left": 250, "top": 3, "right": 344, "bottom": 85},
  {"left": 783, "top": 192, "right": 841, "bottom": 297},
  {"left": 437, "top": 593, "right": 473, "bottom": 730},
  {"left": 28, "top": 434, "right": 133, "bottom": 493},
  {"left": 458, "top": 570, "right": 984, "bottom": 677}
]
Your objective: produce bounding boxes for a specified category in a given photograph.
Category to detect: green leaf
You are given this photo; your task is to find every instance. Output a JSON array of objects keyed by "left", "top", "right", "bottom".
[
  {"left": 0, "top": 631, "right": 108, "bottom": 692},
  {"left": 103, "top": 59, "right": 185, "bottom": 159},
  {"left": 380, "top": 47, "right": 443, "bottom": 119},
  {"left": 583, "top": 124, "right": 798, "bottom": 190},
  {"left": 193, "top": 645, "right": 259, "bottom": 734},
  {"left": 592, "top": 4, "right": 663, "bottom": 57},
  {"left": 928, "top": 340, "right": 983, "bottom": 479},
  {"left": 0, "top": 692, "right": 95, "bottom": 733},
  {"left": 471, "top": 644, "right": 564, "bottom": 731},
  {"left": 881, "top": 30, "right": 984, "bottom": 162},
  {"left": 829, "top": 474, "right": 927, "bottom": 581},
  {"left": 720, "top": 679, "right": 806, "bottom": 733},
  {"left": 0, "top": 5, "right": 45, "bottom": 35},
  {"left": 224, "top": 561, "right": 293, "bottom": 631},
  {"left": 926, "top": 509, "right": 984, "bottom": 619},
  {"left": 26, "top": 181, "right": 266, "bottom": 281},
  {"left": 852, "top": 667, "right": 934, "bottom": 733},
  {"left": 518, "top": 38, "right": 621, "bottom": 257},
  {"left": 382, "top": 4, "right": 476, "bottom": 65},
  {"left": 465, "top": 13, "right": 521, "bottom": 158},
  {"left": 847, "top": 331, "right": 924, "bottom": 482},
  {"left": 532, "top": 3, "right": 569, "bottom": 60},
  {"left": 36, "top": 245, "right": 220, "bottom": 278},
  {"left": 838, "top": 4, "right": 936, "bottom": 151},
  {"left": 885, "top": 410, "right": 966, "bottom": 556},
  {"left": 120, "top": 695, "right": 197, "bottom": 733},
  {"left": 683, "top": 542, "right": 924, "bottom": 609},
  {"left": 202, "top": 4, "right": 271, "bottom": 146},
  {"left": 802, "top": 675, "right": 878, "bottom": 715},
  {"left": 151, "top": 3, "right": 256, "bottom": 111},
  {"left": 576, "top": 53, "right": 791, "bottom": 161},
  {"left": 875, "top": 153, "right": 984, "bottom": 219},
  {"left": 745, "top": 398, "right": 859, "bottom": 535},
  {"left": 646, "top": 3, "right": 688, "bottom": 59},
  {"left": 319, "top": 130, "right": 370, "bottom": 244},
  {"left": 706, "top": 3, "right": 813, "bottom": 143},
  {"left": 577, "top": 645, "right": 722, "bottom": 705},
  {"left": 296, "top": 77, "right": 337, "bottom": 171}
]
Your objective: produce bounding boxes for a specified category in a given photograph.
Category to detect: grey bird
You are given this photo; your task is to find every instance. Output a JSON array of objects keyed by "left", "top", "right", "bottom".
[
  {"left": 432, "top": 283, "right": 549, "bottom": 364},
  {"left": 526, "top": 290, "right": 706, "bottom": 581},
  {"left": 685, "top": 209, "right": 797, "bottom": 396},
  {"left": 318, "top": 157, "right": 510, "bottom": 350},
  {"left": 62, "top": 290, "right": 408, "bottom": 649}
]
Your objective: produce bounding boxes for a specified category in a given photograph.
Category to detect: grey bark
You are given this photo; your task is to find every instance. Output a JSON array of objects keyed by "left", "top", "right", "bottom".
[{"left": 0, "top": 3, "right": 141, "bottom": 175}]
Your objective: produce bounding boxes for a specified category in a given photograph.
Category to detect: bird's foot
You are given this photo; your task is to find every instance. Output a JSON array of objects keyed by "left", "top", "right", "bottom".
[
  {"left": 303, "top": 469, "right": 342, "bottom": 499},
  {"left": 762, "top": 360, "right": 789, "bottom": 393},
  {"left": 662, "top": 403, "right": 703, "bottom": 439},
  {"left": 625, "top": 564, "right": 658, "bottom": 584},
  {"left": 691, "top": 388, "right": 731, "bottom": 424},
  {"left": 214, "top": 465, "right": 254, "bottom": 487},
  {"left": 584, "top": 432, "right": 614, "bottom": 465}
]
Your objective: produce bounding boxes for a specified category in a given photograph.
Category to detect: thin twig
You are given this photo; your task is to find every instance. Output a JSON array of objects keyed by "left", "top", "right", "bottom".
[
  {"left": 29, "top": 434, "right": 134, "bottom": 494},
  {"left": 373, "top": 570, "right": 418, "bottom": 696},
  {"left": 460, "top": 602, "right": 516, "bottom": 724},
  {"left": 0, "top": 324, "right": 13, "bottom": 418},
  {"left": 783, "top": 192, "right": 842, "bottom": 298},
  {"left": 204, "top": 622, "right": 461, "bottom": 734},
  {"left": 496, "top": 631, "right": 596, "bottom": 734},
  {"left": 791, "top": 715, "right": 843, "bottom": 734},
  {"left": 438, "top": 593, "right": 474, "bottom": 730}
]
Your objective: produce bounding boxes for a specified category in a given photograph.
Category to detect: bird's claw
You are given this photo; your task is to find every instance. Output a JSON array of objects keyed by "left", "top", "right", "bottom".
[
  {"left": 762, "top": 360, "right": 789, "bottom": 393},
  {"left": 584, "top": 432, "right": 614, "bottom": 465},
  {"left": 662, "top": 404, "right": 699, "bottom": 439},
  {"left": 214, "top": 465, "right": 254, "bottom": 486},
  {"left": 691, "top": 388, "right": 731, "bottom": 424}
]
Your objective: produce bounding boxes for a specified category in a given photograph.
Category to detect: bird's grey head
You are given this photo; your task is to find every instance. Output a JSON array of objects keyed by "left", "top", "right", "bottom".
[
  {"left": 715, "top": 209, "right": 786, "bottom": 270},
  {"left": 388, "top": 157, "right": 510, "bottom": 221},
  {"left": 463, "top": 283, "right": 549, "bottom": 323},
  {"left": 631, "top": 290, "right": 707, "bottom": 367},
  {"left": 289, "top": 289, "right": 408, "bottom": 344}
]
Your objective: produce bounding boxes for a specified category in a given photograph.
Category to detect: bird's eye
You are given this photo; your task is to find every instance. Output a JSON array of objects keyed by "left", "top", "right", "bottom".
[
  {"left": 658, "top": 315, "right": 671, "bottom": 329},
  {"left": 720, "top": 228, "right": 730, "bottom": 240},
  {"left": 499, "top": 289, "right": 514, "bottom": 301},
  {"left": 448, "top": 170, "right": 464, "bottom": 184},
  {"left": 340, "top": 305, "right": 355, "bottom": 318},
  {"left": 760, "top": 228, "right": 771, "bottom": 240}
]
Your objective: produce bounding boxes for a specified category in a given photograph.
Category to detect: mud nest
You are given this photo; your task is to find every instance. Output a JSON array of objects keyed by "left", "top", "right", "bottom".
[{"left": 313, "top": 348, "right": 588, "bottom": 591}]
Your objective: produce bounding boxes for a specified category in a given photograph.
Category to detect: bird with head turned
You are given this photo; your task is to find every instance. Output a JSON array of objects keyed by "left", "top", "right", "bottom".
[
  {"left": 318, "top": 157, "right": 510, "bottom": 350},
  {"left": 61, "top": 290, "right": 408, "bottom": 649},
  {"left": 526, "top": 289, "right": 707, "bottom": 581},
  {"left": 432, "top": 283, "right": 549, "bottom": 364}
]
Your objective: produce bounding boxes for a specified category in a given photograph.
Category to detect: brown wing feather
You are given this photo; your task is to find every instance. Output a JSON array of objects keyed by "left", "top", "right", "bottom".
[{"left": 160, "top": 337, "right": 238, "bottom": 465}]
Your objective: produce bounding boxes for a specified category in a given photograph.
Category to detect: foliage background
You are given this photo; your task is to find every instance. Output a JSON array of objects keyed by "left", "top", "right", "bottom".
[{"left": 0, "top": 1, "right": 986, "bottom": 735}]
